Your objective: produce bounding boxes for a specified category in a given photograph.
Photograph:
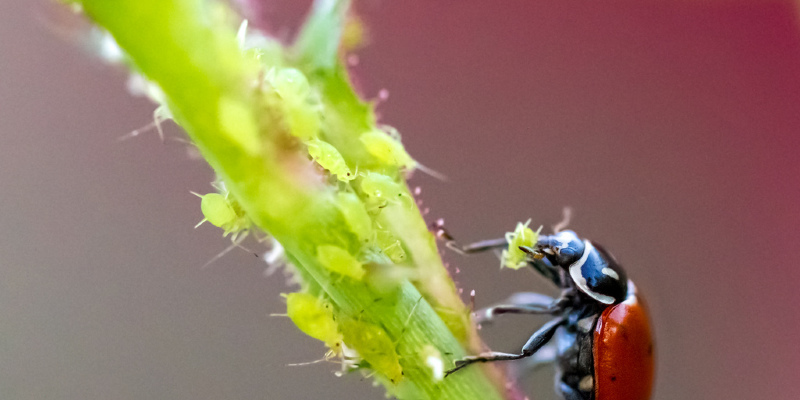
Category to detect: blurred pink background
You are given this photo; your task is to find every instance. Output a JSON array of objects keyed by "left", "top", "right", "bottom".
[{"left": 2, "top": 1, "right": 799, "bottom": 399}]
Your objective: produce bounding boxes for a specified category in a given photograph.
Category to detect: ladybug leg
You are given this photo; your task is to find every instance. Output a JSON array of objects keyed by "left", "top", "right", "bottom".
[
  {"left": 505, "top": 291, "right": 558, "bottom": 305},
  {"left": 504, "top": 343, "right": 558, "bottom": 382},
  {"left": 477, "top": 289, "right": 576, "bottom": 324},
  {"left": 529, "top": 258, "right": 562, "bottom": 286},
  {"left": 443, "top": 237, "right": 507, "bottom": 256},
  {"left": 445, "top": 316, "right": 567, "bottom": 377},
  {"left": 460, "top": 237, "right": 508, "bottom": 253},
  {"left": 476, "top": 292, "right": 562, "bottom": 324},
  {"left": 557, "top": 382, "right": 586, "bottom": 400},
  {"left": 516, "top": 342, "right": 557, "bottom": 371}
]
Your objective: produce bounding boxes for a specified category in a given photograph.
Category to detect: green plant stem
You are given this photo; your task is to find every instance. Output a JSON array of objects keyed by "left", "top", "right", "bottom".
[{"left": 76, "top": 0, "right": 511, "bottom": 398}]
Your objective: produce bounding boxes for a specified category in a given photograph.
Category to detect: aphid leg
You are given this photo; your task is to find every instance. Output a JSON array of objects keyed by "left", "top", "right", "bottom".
[
  {"left": 337, "top": 344, "right": 360, "bottom": 375},
  {"left": 229, "top": 231, "right": 256, "bottom": 253},
  {"left": 211, "top": 180, "right": 227, "bottom": 193},
  {"left": 398, "top": 296, "right": 424, "bottom": 338},
  {"left": 117, "top": 106, "right": 168, "bottom": 142},
  {"left": 414, "top": 162, "right": 448, "bottom": 181},
  {"left": 190, "top": 191, "right": 208, "bottom": 228},
  {"left": 286, "top": 358, "right": 328, "bottom": 367},
  {"left": 152, "top": 106, "right": 166, "bottom": 143},
  {"left": 552, "top": 206, "right": 573, "bottom": 233},
  {"left": 201, "top": 231, "right": 249, "bottom": 269},
  {"left": 445, "top": 316, "right": 567, "bottom": 377},
  {"left": 287, "top": 348, "right": 342, "bottom": 368},
  {"left": 164, "top": 136, "right": 197, "bottom": 147},
  {"left": 118, "top": 120, "right": 158, "bottom": 141}
]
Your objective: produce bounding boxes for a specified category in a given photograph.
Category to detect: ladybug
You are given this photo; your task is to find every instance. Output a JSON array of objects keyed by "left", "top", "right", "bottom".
[{"left": 446, "top": 230, "right": 654, "bottom": 400}]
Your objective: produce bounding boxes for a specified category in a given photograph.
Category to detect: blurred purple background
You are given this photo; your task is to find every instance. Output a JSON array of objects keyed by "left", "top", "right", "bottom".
[{"left": 2, "top": 1, "right": 799, "bottom": 399}]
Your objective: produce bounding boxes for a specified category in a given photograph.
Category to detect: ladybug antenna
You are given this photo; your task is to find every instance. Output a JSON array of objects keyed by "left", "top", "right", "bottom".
[{"left": 552, "top": 206, "right": 573, "bottom": 233}]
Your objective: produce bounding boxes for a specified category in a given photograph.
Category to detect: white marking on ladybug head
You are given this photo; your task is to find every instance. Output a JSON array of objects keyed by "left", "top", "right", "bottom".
[
  {"left": 569, "top": 241, "right": 615, "bottom": 304},
  {"left": 601, "top": 267, "right": 620, "bottom": 280},
  {"left": 552, "top": 230, "right": 577, "bottom": 249}
]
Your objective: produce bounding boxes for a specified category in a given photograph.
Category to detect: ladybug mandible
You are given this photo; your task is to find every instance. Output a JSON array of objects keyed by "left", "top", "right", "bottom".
[{"left": 446, "top": 230, "right": 654, "bottom": 400}]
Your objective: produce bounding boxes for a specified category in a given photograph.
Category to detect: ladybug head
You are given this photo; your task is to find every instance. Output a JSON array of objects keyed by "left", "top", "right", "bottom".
[
  {"left": 536, "top": 230, "right": 585, "bottom": 266},
  {"left": 532, "top": 230, "right": 628, "bottom": 305}
]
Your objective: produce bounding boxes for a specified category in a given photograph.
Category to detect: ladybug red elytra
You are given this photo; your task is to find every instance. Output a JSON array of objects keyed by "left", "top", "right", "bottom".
[{"left": 446, "top": 230, "right": 654, "bottom": 400}]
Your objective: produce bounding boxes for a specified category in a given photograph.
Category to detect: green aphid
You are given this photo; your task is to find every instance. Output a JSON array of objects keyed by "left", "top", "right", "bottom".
[
  {"left": 501, "top": 220, "right": 540, "bottom": 270},
  {"left": 340, "top": 318, "right": 403, "bottom": 383},
  {"left": 266, "top": 68, "right": 320, "bottom": 140},
  {"left": 306, "top": 139, "right": 355, "bottom": 181},
  {"left": 359, "top": 172, "right": 411, "bottom": 210},
  {"left": 286, "top": 102, "right": 320, "bottom": 140},
  {"left": 316, "top": 245, "right": 365, "bottom": 280},
  {"left": 194, "top": 191, "right": 251, "bottom": 238},
  {"left": 286, "top": 292, "right": 342, "bottom": 349},
  {"left": 374, "top": 229, "right": 407, "bottom": 264},
  {"left": 336, "top": 192, "right": 373, "bottom": 243},
  {"left": 271, "top": 67, "right": 311, "bottom": 101},
  {"left": 360, "top": 130, "right": 416, "bottom": 170}
]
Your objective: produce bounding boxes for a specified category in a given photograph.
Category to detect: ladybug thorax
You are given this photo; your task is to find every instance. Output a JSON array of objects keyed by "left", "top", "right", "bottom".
[{"left": 567, "top": 241, "right": 628, "bottom": 305}]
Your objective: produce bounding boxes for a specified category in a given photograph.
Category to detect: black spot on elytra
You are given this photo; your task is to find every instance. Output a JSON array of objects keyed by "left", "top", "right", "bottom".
[{"left": 611, "top": 376, "right": 617, "bottom": 382}]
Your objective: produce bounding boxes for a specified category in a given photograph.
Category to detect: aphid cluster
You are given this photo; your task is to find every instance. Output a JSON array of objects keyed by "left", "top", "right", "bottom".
[{"left": 285, "top": 291, "right": 405, "bottom": 383}]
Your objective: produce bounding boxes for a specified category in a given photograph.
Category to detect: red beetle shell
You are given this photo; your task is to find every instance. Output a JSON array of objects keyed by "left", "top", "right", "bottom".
[{"left": 593, "top": 283, "right": 655, "bottom": 400}]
